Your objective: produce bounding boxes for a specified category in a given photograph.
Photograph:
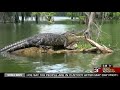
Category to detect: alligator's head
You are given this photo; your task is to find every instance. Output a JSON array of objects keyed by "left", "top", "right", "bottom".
[{"left": 65, "top": 33, "right": 82, "bottom": 45}]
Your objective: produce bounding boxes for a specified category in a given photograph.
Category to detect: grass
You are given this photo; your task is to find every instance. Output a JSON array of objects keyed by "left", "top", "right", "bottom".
[{"left": 77, "top": 42, "right": 92, "bottom": 50}]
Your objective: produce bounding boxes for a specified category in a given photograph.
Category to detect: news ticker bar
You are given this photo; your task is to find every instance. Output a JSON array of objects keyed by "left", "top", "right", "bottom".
[{"left": 3, "top": 73, "right": 120, "bottom": 78}]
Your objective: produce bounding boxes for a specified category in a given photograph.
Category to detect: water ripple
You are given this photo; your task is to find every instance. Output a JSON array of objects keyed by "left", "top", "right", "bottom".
[{"left": 35, "top": 64, "right": 84, "bottom": 73}]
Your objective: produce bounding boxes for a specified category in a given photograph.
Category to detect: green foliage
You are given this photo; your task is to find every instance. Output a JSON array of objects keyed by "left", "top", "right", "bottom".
[
  {"left": 1, "top": 12, "right": 120, "bottom": 23},
  {"left": 77, "top": 42, "right": 92, "bottom": 49},
  {"left": 78, "top": 16, "right": 85, "bottom": 21},
  {"left": 32, "top": 12, "right": 41, "bottom": 16},
  {"left": 25, "top": 12, "right": 32, "bottom": 17},
  {"left": 66, "top": 12, "right": 78, "bottom": 17},
  {"left": 66, "top": 12, "right": 72, "bottom": 17},
  {"left": 46, "top": 12, "right": 56, "bottom": 16},
  {"left": 113, "top": 12, "right": 120, "bottom": 19},
  {"left": 6, "top": 12, "right": 15, "bottom": 17},
  {"left": 32, "top": 12, "right": 56, "bottom": 16},
  {"left": 77, "top": 44, "right": 92, "bottom": 50}
]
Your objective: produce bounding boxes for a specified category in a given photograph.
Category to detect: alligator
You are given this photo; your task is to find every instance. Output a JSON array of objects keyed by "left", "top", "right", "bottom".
[{"left": 0, "top": 32, "right": 82, "bottom": 53}]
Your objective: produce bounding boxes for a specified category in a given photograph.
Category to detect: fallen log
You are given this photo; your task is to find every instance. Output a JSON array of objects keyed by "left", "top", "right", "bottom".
[
  {"left": 85, "top": 38, "right": 113, "bottom": 53},
  {"left": 82, "top": 47, "right": 100, "bottom": 53},
  {"left": 11, "top": 47, "right": 84, "bottom": 57},
  {"left": 77, "top": 36, "right": 113, "bottom": 53}
]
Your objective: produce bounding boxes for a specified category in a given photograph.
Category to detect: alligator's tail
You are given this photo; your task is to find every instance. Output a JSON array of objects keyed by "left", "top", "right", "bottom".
[{"left": 0, "top": 39, "right": 31, "bottom": 53}]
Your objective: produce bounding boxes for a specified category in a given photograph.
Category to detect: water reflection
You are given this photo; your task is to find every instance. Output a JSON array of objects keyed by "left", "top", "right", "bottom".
[
  {"left": 0, "top": 49, "right": 115, "bottom": 73},
  {"left": 38, "top": 24, "right": 67, "bottom": 34},
  {"left": 31, "top": 53, "right": 113, "bottom": 73}
]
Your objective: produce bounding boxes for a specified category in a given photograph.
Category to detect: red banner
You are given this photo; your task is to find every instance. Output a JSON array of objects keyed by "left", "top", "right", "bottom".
[{"left": 95, "top": 67, "right": 120, "bottom": 73}]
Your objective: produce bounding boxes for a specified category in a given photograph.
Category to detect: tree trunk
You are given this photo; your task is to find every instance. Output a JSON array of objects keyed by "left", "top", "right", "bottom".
[
  {"left": 71, "top": 12, "right": 73, "bottom": 19},
  {"left": 83, "top": 12, "right": 95, "bottom": 39},
  {"left": 87, "top": 12, "right": 95, "bottom": 31},
  {"left": 35, "top": 14, "right": 38, "bottom": 24},
  {"left": 84, "top": 17, "right": 88, "bottom": 25},
  {"left": 3, "top": 13, "right": 6, "bottom": 23},
  {"left": 21, "top": 12, "right": 24, "bottom": 23},
  {"left": 15, "top": 12, "right": 19, "bottom": 23}
]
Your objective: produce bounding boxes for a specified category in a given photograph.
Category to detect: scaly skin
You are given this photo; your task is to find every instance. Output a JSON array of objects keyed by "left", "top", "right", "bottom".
[{"left": 0, "top": 33, "right": 81, "bottom": 53}]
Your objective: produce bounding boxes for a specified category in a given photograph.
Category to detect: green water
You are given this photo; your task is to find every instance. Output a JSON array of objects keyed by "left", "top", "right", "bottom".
[{"left": 0, "top": 21, "right": 120, "bottom": 73}]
